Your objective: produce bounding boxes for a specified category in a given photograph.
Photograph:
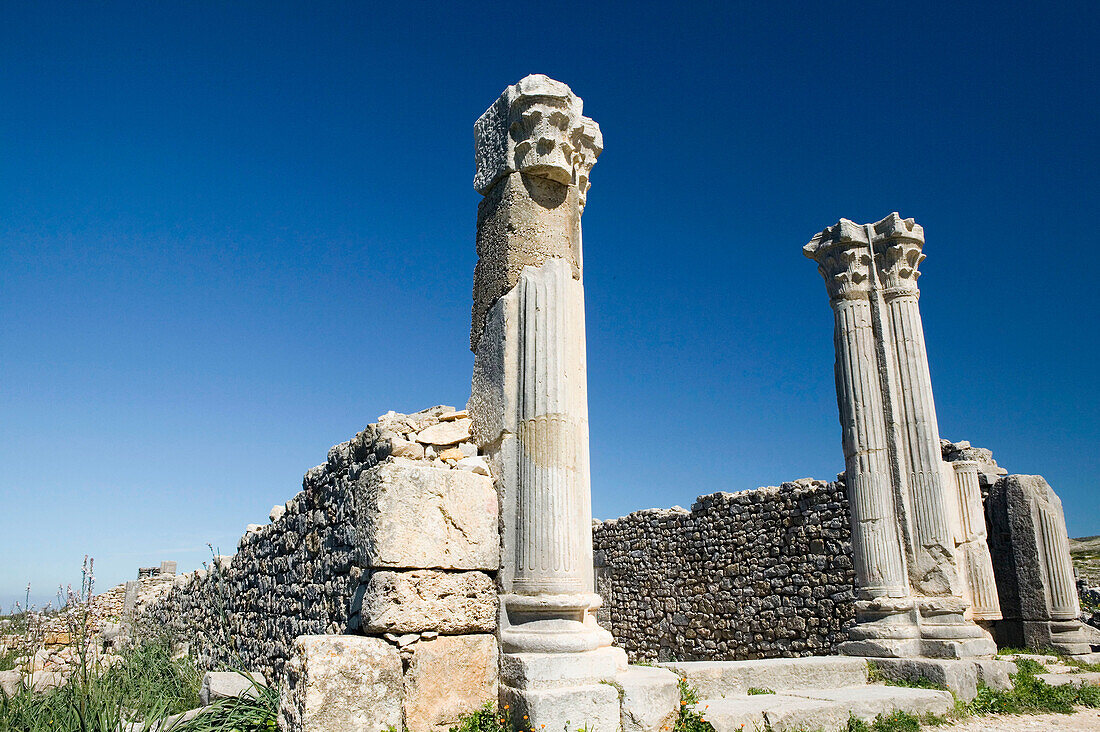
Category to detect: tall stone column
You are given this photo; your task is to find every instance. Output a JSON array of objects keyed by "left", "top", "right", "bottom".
[
  {"left": 806, "top": 214, "right": 997, "bottom": 658},
  {"left": 804, "top": 221, "right": 918, "bottom": 656},
  {"left": 468, "top": 75, "right": 622, "bottom": 730},
  {"left": 869, "top": 216, "right": 994, "bottom": 656},
  {"left": 950, "top": 461, "right": 1001, "bottom": 620}
]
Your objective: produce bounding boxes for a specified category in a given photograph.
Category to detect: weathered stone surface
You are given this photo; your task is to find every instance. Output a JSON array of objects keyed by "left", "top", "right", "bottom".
[
  {"left": 277, "top": 635, "right": 402, "bottom": 732},
  {"left": 470, "top": 75, "right": 610, "bottom": 663},
  {"left": 662, "top": 657, "right": 868, "bottom": 698},
  {"left": 363, "top": 570, "right": 497, "bottom": 634},
  {"left": 805, "top": 214, "right": 997, "bottom": 659},
  {"left": 617, "top": 665, "right": 680, "bottom": 732},
  {"left": 0, "top": 670, "right": 21, "bottom": 697},
  {"left": 867, "top": 658, "right": 980, "bottom": 701},
  {"left": 140, "top": 407, "right": 501, "bottom": 683},
  {"left": 500, "top": 682, "right": 621, "bottom": 732},
  {"left": 414, "top": 418, "right": 472, "bottom": 447},
  {"left": 359, "top": 458, "right": 498, "bottom": 571},
  {"left": 404, "top": 635, "right": 498, "bottom": 732},
  {"left": 987, "top": 474, "right": 1091, "bottom": 654},
  {"left": 199, "top": 671, "right": 266, "bottom": 705},
  {"left": 700, "top": 686, "right": 953, "bottom": 732}
]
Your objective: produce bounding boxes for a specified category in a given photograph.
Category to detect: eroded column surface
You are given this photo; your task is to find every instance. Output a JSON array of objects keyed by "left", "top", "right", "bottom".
[
  {"left": 987, "top": 475, "right": 1095, "bottom": 655},
  {"left": 468, "top": 75, "right": 612, "bottom": 657},
  {"left": 804, "top": 221, "right": 917, "bottom": 655},
  {"left": 950, "top": 461, "right": 1001, "bottom": 620}
]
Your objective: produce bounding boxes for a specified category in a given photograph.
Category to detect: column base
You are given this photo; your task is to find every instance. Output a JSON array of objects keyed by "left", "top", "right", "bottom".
[
  {"left": 500, "top": 593, "right": 614, "bottom": 654},
  {"left": 840, "top": 597, "right": 997, "bottom": 659},
  {"left": 1027, "top": 619, "right": 1098, "bottom": 656},
  {"left": 500, "top": 647, "right": 626, "bottom": 732}
]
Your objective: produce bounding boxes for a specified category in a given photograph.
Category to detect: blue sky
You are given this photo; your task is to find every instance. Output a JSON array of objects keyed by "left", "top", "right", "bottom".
[{"left": 2, "top": 1, "right": 1097, "bottom": 608}]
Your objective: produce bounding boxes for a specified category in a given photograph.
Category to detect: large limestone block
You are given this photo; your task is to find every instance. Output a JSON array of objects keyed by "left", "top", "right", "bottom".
[
  {"left": 617, "top": 666, "right": 680, "bottom": 732},
  {"left": 501, "top": 683, "right": 621, "bottom": 732},
  {"left": 364, "top": 570, "right": 497, "bottom": 634},
  {"left": 277, "top": 635, "right": 402, "bottom": 732},
  {"left": 358, "top": 458, "right": 499, "bottom": 571},
  {"left": 404, "top": 635, "right": 498, "bottom": 732},
  {"left": 660, "top": 657, "right": 868, "bottom": 697}
]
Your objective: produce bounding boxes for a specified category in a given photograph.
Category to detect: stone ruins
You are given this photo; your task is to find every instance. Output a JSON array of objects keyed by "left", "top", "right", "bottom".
[{"left": 36, "top": 75, "right": 1095, "bottom": 730}]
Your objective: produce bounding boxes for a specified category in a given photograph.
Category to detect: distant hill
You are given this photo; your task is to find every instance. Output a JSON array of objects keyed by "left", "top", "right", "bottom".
[{"left": 1071, "top": 536, "right": 1100, "bottom": 586}]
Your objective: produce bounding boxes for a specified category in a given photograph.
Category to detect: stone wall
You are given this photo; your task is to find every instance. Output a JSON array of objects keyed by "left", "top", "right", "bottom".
[
  {"left": 592, "top": 479, "right": 856, "bottom": 663},
  {"left": 142, "top": 406, "right": 500, "bottom": 695}
]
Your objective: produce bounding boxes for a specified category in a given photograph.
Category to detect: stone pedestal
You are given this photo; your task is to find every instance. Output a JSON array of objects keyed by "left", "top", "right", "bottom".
[{"left": 805, "top": 214, "right": 997, "bottom": 659}]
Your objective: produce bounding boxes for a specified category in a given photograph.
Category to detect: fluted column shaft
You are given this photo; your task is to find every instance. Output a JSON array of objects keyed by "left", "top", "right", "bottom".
[
  {"left": 951, "top": 461, "right": 1001, "bottom": 619},
  {"left": 831, "top": 294, "right": 910, "bottom": 599},
  {"left": 512, "top": 262, "right": 593, "bottom": 596}
]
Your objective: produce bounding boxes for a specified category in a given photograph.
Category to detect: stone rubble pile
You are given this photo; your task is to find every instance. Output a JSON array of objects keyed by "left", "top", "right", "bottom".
[{"left": 593, "top": 479, "right": 856, "bottom": 663}]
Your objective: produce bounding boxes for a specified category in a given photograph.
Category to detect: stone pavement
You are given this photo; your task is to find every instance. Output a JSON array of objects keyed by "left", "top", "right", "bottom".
[{"left": 938, "top": 708, "right": 1100, "bottom": 730}]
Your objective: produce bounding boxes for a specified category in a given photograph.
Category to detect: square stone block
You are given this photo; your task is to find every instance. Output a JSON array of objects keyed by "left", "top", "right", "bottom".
[
  {"left": 364, "top": 570, "right": 497, "bottom": 634},
  {"left": 501, "top": 682, "right": 620, "bottom": 732},
  {"left": 404, "top": 634, "right": 499, "bottom": 732},
  {"left": 277, "top": 635, "right": 402, "bottom": 732},
  {"left": 617, "top": 665, "right": 679, "bottom": 732},
  {"left": 358, "top": 458, "right": 499, "bottom": 571}
]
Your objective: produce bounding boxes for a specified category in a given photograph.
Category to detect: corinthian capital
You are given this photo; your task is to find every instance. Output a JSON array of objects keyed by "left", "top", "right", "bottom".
[
  {"left": 804, "top": 218, "right": 874, "bottom": 301},
  {"left": 871, "top": 212, "right": 925, "bottom": 297},
  {"left": 474, "top": 74, "right": 601, "bottom": 196}
]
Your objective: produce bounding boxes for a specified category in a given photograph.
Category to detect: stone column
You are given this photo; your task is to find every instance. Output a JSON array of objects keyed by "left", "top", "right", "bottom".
[
  {"left": 870, "top": 215, "right": 995, "bottom": 656},
  {"left": 950, "top": 461, "right": 1001, "bottom": 620},
  {"left": 804, "top": 220, "right": 918, "bottom": 656},
  {"left": 468, "top": 75, "right": 622, "bottom": 730},
  {"left": 986, "top": 475, "right": 1095, "bottom": 655}
]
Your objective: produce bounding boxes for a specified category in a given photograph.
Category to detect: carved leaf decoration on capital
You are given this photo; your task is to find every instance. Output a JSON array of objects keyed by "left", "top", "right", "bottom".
[
  {"left": 819, "top": 248, "right": 872, "bottom": 300},
  {"left": 878, "top": 242, "right": 925, "bottom": 292}
]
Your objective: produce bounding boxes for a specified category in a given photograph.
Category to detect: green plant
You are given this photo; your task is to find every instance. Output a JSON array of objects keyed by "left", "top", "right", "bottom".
[
  {"left": 673, "top": 677, "right": 714, "bottom": 732},
  {"left": 177, "top": 674, "right": 278, "bottom": 731},
  {"left": 967, "top": 656, "right": 1100, "bottom": 715},
  {"left": 845, "top": 711, "right": 923, "bottom": 732},
  {"left": 746, "top": 687, "right": 774, "bottom": 695}
]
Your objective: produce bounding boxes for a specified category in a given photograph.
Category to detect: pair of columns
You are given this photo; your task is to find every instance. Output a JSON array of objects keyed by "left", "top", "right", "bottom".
[
  {"left": 804, "top": 216, "right": 998, "bottom": 658},
  {"left": 465, "top": 75, "right": 1006, "bottom": 680}
]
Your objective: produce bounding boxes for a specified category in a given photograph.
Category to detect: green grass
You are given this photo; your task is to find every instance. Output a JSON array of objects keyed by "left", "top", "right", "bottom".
[
  {"left": 0, "top": 636, "right": 200, "bottom": 731},
  {"left": 747, "top": 687, "right": 775, "bottom": 695},
  {"left": 966, "top": 657, "right": 1100, "bottom": 715}
]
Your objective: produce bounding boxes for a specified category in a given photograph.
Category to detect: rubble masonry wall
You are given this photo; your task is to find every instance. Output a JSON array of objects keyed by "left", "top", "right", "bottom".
[{"left": 593, "top": 479, "right": 857, "bottom": 663}]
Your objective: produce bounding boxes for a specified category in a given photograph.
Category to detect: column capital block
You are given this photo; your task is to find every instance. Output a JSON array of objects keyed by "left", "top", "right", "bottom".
[
  {"left": 871, "top": 212, "right": 925, "bottom": 296},
  {"left": 474, "top": 74, "right": 602, "bottom": 197},
  {"left": 804, "top": 218, "right": 873, "bottom": 301}
]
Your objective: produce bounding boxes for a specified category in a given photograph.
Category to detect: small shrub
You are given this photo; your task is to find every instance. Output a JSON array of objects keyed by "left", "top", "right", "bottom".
[
  {"left": 746, "top": 687, "right": 774, "bottom": 695},
  {"left": 674, "top": 677, "right": 714, "bottom": 732}
]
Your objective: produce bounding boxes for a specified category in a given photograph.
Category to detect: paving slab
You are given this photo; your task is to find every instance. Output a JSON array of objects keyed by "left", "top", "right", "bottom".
[
  {"left": 1036, "top": 672, "right": 1100, "bottom": 687},
  {"left": 661, "top": 657, "right": 868, "bottom": 698},
  {"left": 697, "top": 685, "right": 954, "bottom": 732}
]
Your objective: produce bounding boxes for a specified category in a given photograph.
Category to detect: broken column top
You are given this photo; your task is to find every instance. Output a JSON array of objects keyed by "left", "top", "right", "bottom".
[{"left": 474, "top": 74, "right": 602, "bottom": 196}]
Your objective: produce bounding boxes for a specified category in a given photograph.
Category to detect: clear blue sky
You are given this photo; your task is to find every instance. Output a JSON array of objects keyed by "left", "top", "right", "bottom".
[{"left": 2, "top": 2, "right": 1097, "bottom": 608}]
